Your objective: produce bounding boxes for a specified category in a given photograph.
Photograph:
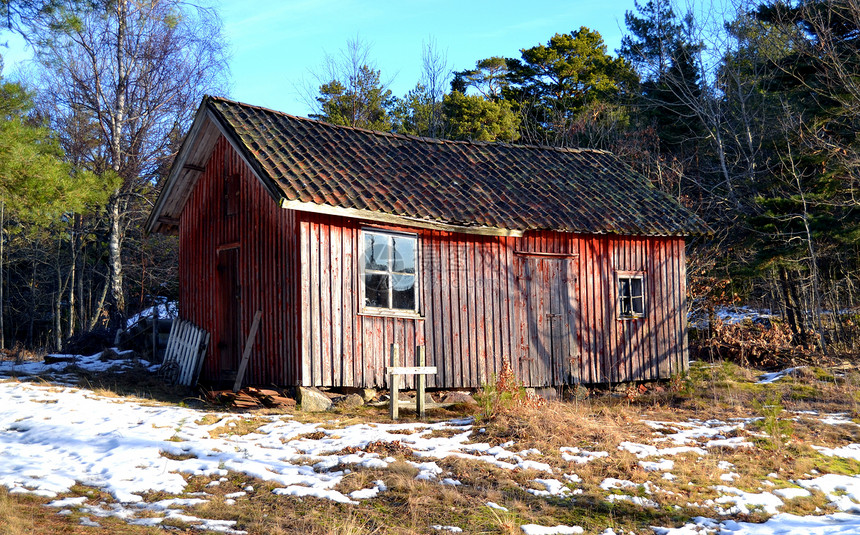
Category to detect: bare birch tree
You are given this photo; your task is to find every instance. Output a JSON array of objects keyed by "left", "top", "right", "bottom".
[{"left": 31, "top": 0, "right": 229, "bottom": 327}]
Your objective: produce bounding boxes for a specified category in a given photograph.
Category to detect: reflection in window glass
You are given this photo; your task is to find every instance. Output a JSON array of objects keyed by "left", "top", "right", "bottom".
[
  {"left": 364, "top": 234, "right": 389, "bottom": 271},
  {"left": 362, "top": 231, "right": 418, "bottom": 312},
  {"left": 365, "top": 273, "right": 389, "bottom": 308},
  {"left": 392, "top": 236, "right": 415, "bottom": 273},
  {"left": 391, "top": 274, "right": 415, "bottom": 310}
]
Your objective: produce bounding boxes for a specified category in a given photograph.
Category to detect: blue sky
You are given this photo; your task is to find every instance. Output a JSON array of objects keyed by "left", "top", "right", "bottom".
[{"left": 3, "top": 0, "right": 633, "bottom": 117}]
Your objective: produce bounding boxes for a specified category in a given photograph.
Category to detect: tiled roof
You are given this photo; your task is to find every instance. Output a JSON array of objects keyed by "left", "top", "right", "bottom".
[{"left": 207, "top": 96, "right": 705, "bottom": 236}]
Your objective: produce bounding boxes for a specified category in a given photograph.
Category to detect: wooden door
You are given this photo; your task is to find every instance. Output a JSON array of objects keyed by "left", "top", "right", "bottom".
[
  {"left": 216, "top": 247, "right": 241, "bottom": 378},
  {"left": 524, "top": 256, "right": 579, "bottom": 386}
]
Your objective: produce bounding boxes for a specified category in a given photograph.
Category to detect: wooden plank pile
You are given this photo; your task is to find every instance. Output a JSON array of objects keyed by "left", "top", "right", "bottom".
[
  {"left": 206, "top": 387, "right": 296, "bottom": 410},
  {"left": 159, "top": 319, "right": 210, "bottom": 386}
]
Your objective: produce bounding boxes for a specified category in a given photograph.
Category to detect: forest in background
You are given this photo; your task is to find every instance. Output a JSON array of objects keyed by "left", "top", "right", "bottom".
[{"left": 0, "top": 0, "right": 857, "bottom": 360}]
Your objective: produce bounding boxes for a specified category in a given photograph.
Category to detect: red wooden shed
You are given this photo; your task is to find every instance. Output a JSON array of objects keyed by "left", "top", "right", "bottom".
[{"left": 147, "top": 96, "right": 705, "bottom": 390}]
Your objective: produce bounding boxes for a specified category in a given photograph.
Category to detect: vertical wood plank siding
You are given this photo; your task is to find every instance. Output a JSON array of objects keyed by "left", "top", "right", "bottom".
[
  {"left": 178, "top": 137, "right": 687, "bottom": 389},
  {"left": 299, "top": 214, "right": 689, "bottom": 389},
  {"left": 179, "top": 137, "right": 299, "bottom": 385}
]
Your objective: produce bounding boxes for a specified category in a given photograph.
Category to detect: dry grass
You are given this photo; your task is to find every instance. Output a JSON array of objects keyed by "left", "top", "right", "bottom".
[
  {"left": 206, "top": 416, "right": 269, "bottom": 438},
  {"left": 0, "top": 488, "right": 168, "bottom": 534},
  {"left": 0, "top": 489, "right": 28, "bottom": 535}
]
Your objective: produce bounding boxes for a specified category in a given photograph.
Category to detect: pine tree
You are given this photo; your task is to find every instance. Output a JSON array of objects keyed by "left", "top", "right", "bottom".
[
  {"left": 506, "top": 27, "right": 636, "bottom": 147},
  {"left": 312, "top": 65, "right": 395, "bottom": 131}
]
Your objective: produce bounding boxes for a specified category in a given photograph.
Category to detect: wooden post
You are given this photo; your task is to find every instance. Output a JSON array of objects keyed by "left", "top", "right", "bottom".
[
  {"left": 233, "top": 310, "right": 263, "bottom": 393},
  {"left": 152, "top": 305, "right": 159, "bottom": 362},
  {"left": 390, "top": 343, "right": 400, "bottom": 420},
  {"left": 416, "top": 345, "right": 426, "bottom": 419}
]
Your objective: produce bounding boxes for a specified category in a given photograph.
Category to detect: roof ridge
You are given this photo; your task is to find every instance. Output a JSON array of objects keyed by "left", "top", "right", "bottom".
[{"left": 205, "top": 94, "right": 612, "bottom": 156}]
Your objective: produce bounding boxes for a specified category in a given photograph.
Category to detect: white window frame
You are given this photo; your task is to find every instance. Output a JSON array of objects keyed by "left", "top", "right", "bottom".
[
  {"left": 359, "top": 228, "right": 420, "bottom": 316},
  {"left": 617, "top": 271, "right": 646, "bottom": 319}
]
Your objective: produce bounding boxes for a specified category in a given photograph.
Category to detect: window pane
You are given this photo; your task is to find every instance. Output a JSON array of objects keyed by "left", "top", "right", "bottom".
[
  {"left": 620, "top": 295, "right": 632, "bottom": 316},
  {"left": 365, "top": 234, "right": 389, "bottom": 271},
  {"left": 391, "top": 274, "right": 415, "bottom": 310},
  {"left": 632, "top": 296, "right": 644, "bottom": 315},
  {"left": 365, "top": 273, "right": 389, "bottom": 308},
  {"left": 619, "top": 278, "right": 630, "bottom": 299},
  {"left": 631, "top": 277, "right": 643, "bottom": 299},
  {"left": 392, "top": 236, "right": 415, "bottom": 273}
]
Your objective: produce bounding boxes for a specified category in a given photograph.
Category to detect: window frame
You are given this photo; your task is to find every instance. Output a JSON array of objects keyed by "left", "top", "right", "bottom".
[
  {"left": 616, "top": 270, "right": 646, "bottom": 320},
  {"left": 359, "top": 228, "right": 421, "bottom": 318}
]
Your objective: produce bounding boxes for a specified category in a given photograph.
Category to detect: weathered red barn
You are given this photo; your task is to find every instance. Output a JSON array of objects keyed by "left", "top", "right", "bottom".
[{"left": 147, "top": 96, "right": 705, "bottom": 390}]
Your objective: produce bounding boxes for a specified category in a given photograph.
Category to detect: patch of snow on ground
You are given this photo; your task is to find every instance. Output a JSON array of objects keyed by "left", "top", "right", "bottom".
[
  {"left": 813, "top": 444, "right": 860, "bottom": 462},
  {"left": 520, "top": 524, "right": 583, "bottom": 534},
  {"left": 564, "top": 473, "right": 582, "bottom": 483},
  {"left": 431, "top": 526, "right": 463, "bottom": 532},
  {"left": 819, "top": 414, "right": 859, "bottom": 426},
  {"left": 798, "top": 474, "right": 860, "bottom": 512},
  {"left": 773, "top": 487, "right": 812, "bottom": 499},
  {"left": 655, "top": 513, "right": 860, "bottom": 534},
  {"left": 410, "top": 460, "right": 443, "bottom": 480},
  {"left": 758, "top": 367, "right": 802, "bottom": 384},
  {"left": 640, "top": 459, "right": 675, "bottom": 472},
  {"left": 0, "top": 350, "right": 156, "bottom": 380},
  {"left": 47, "top": 496, "right": 88, "bottom": 507},
  {"left": 651, "top": 516, "right": 721, "bottom": 534},
  {"left": 714, "top": 486, "right": 784, "bottom": 515},
  {"left": 600, "top": 478, "right": 639, "bottom": 490},
  {"left": 559, "top": 447, "right": 609, "bottom": 464},
  {"left": 646, "top": 419, "right": 753, "bottom": 445},
  {"left": 350, "top": 480, "right": 387, "bottom": 500},
  {"left": 487, "top": 501, "right": 508, "bottom": 511},
  {"left": 619, "top": 442, "right": 707, "bottom": 458},
  {"left": 606, "top": 494, "right": 659, "bottom": 507},
  {"left": 527, "top": 478, "right": 571, "bottom": 497}
]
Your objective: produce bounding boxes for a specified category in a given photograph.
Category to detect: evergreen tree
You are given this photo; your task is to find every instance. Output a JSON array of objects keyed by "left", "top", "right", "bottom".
[
  {"left": 507, "top": 27, "right": 636, "bottom": 147},
  {"left": 312, "top": 64, "right": 395, "bottom": 131},
  {"left": 451, "top": 56, "right": 511, "bottom": 100},
  {"left": 442, "top": 91, "right": 520, "bottom": 142},
  {"left": 620, "top": 2, "right": 704, "bottom": 153},
  {"left": 0, "top": 70, "right": 107, "bottom": 349},
  {"left": 392, "top": 84, "right": 435, "bottom": 136}
]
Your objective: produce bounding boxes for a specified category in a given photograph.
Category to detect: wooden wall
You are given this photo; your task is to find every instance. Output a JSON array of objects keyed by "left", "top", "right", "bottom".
[
  {"left": 179, "top": 137, "right": 300, "bottom": 385},
  {"left": 299, "top": 214, "right": 688, "bottom": 389}
]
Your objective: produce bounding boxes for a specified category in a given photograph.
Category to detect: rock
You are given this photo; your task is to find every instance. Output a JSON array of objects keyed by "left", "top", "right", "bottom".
[
  {"left": 331, "top": 393, "right": 364, "bottom": 409},
  {"left": 341, "top": 387, "right": 377, "bottom": 402},
  {"left": 297, "top": 387, "right": 332, "bottom": 412},
  {"left": 442, "top": 391, "right": 477, "bottom": 405},
  {"left": 43, "top": 355, "right": 78, "bottom": 364}
]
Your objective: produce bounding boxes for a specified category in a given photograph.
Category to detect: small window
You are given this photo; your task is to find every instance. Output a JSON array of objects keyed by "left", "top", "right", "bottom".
[
  {"left": 362, "top": 230, "right": 418, "bottom": 313},
  {"left": 618, "top": 273, "right": 645, "bottom": 319}
]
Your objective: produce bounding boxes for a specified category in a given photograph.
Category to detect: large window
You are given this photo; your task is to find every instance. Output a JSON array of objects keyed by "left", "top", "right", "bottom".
[
  {"left": 618, "top": 272, "right": 645, "bottom": 319},
  {"left": 362, "top": 230, "right": 418, "bottom": 313}
]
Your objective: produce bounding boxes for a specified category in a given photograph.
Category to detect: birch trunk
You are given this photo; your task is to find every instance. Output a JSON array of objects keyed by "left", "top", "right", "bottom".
[{"left": 106, "top": 0, "right": 128, "bottom": 324}]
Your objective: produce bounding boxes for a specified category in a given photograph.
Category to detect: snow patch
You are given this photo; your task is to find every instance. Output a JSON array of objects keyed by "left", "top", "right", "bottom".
[{"left": 520, "top": 524, "right": 583, "bottom": 534}]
